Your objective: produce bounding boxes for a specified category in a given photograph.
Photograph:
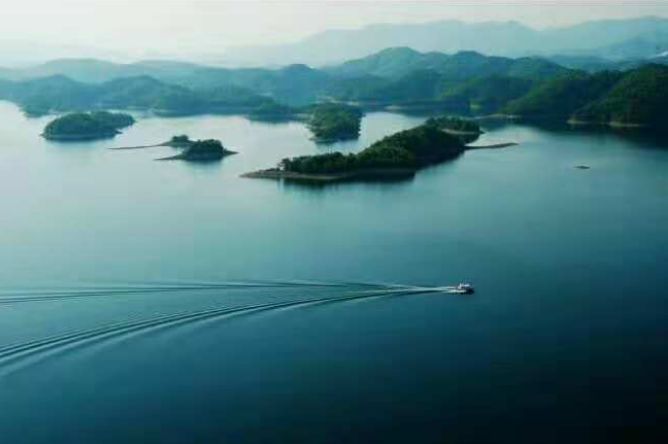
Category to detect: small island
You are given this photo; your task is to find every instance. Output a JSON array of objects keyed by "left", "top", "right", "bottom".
[
  {"left": 243, "top": 121, "right": 466, "bottom": 182},
  {"left": 307, "top": 103, "right": 363, "bottom": 143},
  {"left": 43, "top": 111, "right": 135, "bottom": 141},
  {"left": 157, "top": 139, "right": 236, "bottom": 162},
  {"left": 164, "top": 135, "right": 194, "bottom": 148}
]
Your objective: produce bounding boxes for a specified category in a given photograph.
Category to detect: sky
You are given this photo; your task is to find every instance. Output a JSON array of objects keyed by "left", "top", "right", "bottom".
[{"left": 1, "top": 0, "right": 667, "bottom": 61}]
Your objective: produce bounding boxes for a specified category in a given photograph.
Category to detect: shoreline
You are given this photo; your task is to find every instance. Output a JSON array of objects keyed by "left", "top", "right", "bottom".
[
  {"left": 465, "top": 142, "right": 518, "bottom": 150},
  {"left": 109, "top": 143, "right": 166, "bottom": 150},
  {"left": 242, "top": 141, "right": 517, "bottom": 183},
  {"left": 442, "top": 128, "right": 484, "bottom": 136},
  {"left": 156, "top": 150, "right": 237, "bottom": 161},
  {"left": 241, "top": 167, "right": 416, "bottom": 183},
  {"left": 476, "top": 113, "right": 652, "bottom": 131},
  {"left": 42, "top": 131, "right": 120, "bottom": 141},
  {"left": 567, "top": 118, "right": 647, "bottom": 129}
]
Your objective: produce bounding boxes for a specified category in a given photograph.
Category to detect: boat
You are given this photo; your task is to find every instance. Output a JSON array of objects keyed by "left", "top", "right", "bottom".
[{"left": 449, "top": 283, "right": 475, "bottom": 294}]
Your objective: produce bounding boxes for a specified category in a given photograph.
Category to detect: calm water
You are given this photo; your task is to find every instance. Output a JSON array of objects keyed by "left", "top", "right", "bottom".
[{"left": 0, "top": 101, "right": 666, "bottom": 443}]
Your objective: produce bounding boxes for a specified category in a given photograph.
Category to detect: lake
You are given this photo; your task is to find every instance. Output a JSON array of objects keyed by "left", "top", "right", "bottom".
[{"left": 0, "top": 101, "right": 666, "bottom": 443}]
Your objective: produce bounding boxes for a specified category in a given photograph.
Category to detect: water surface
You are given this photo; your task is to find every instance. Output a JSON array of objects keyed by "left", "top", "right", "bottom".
[{"left": 0, "top": 102, "right": 666, "bottom": 443}]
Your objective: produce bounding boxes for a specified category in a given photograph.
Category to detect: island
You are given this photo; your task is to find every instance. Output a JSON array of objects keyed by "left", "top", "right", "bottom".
[
  {"left": 243, "top": 121, "right": 466, "bottom": 182},
  {"left": 43, "top": 111, "right": 135, "bottom": 141},
  {"left": 306, "top": 103, "right": 363, "bottom": 143},
  {"left": 164, "top": 135, "right": 194, "bottom": 148},
  {"left": 156, "top": 139, "right": 236, "bottom": 161}
]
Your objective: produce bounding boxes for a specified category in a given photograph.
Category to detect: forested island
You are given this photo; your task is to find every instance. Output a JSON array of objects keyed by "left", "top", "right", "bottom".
[
  {"left": 165, "top": 135, "right": 194, "bottom": 148},
  {"left": 42, "top": 111, "right": 135, "bottom": 141},
  {"left": 306, "top": 103, "right": 363, "bottom": 142},
  {"left": 157, "top": 139, "right": 236, "bottom": 161},
  {"left": 243, "top": 120, "right": 467, "bottom": 182}
]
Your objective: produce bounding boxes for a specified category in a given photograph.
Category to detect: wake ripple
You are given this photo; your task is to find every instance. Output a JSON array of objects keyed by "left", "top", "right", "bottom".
[
  {"left": 0, "top": 286, "right": 437, "bottom": 377},
  {"left": 0, "top": 279, "right": 402, "bottom": 306}
]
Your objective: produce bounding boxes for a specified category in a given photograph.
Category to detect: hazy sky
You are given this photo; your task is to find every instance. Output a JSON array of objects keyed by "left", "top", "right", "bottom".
[{"left": 2, "top": 0, "right": 668, "bottom": 58}]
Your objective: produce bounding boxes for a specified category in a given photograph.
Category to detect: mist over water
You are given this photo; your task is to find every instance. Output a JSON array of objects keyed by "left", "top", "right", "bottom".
[{"left": 0, "top": 101, "right": 666, "bottom": 442}]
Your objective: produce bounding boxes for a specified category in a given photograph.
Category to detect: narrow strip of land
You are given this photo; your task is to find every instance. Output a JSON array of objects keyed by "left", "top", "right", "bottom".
[
  {"left": 465, "top": 142, "right": 518, "bottom": 150},
  {"left": 109, "top": 143, "right": 166, "bottom": 150}
]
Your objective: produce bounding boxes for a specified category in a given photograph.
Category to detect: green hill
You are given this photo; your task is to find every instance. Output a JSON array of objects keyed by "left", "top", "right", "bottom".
[
  {"left": 0, "top": 75, "right": 283, "bottom": 115},
  {"left": 441, "top": 75, "right": 534, "bottom": 112},
  {"left": 327, "top": 48, "right": 567, "bottom": 81},
  {"left": 502, "top": 71, "right": 624, "bottom": 119},
  {"left": 0, "top": 51, "right": 665, "bottom": 129},
  {"left": 571, "top": 65, "right": 668, "bottom": 128},
  {"left": 502, "top": 65, "right": 668, "bottom": 129}
]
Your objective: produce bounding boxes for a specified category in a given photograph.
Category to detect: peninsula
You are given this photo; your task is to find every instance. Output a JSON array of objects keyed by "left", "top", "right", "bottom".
[{"left": 42, "top": 111, "right": 135, "bottom": 141}]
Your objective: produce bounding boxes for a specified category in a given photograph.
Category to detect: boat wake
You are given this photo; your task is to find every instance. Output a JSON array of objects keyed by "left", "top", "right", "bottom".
[
  {"left": 0, "top": 279, "right": 389, "bottom": 306},
  {"left": 0, "top": 279, "right": 469, "bottom": 377}
]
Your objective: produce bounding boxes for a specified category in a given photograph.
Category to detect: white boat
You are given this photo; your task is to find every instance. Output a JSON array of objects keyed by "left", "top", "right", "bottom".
[{"left": 447, "top": 283, "right": 475, "bottom": 294}]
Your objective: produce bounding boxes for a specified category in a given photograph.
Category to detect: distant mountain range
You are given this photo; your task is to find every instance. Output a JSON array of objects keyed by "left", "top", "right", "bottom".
[
  {"left": 0, "top": 47, "right": 666, "bottom": 130},
  {"left": 0, "top": 49, "right": 567, "bottom": 107},
  {"left": 326, "top": 48, "right": 566, "bottom": 80},
  {"left": 222, "top": 17, "right": 668, "bottom": 66}
]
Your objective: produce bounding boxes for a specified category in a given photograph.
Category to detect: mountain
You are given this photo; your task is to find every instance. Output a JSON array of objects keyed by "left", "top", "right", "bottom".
[
  {"left": 0, "top": 58, "right": 207, "bottom": 84},
  {"left": 319, "top": 48, "right": 566, "bottom": 111},
  {"left": 0, "top": 59, "right": 332, "bottom": 107},
  {"left": 1, "top": 48, "right": 665, "bottom": 129},
  {"left": 325, "top": 47, "right": 450, "bottom": 78},
  {"left": 572, "top": 65, "right": 668, "bottom": 127},
  {"left": 326, "top": 48, "right": 566, "bottom": 80},
  {"left": 589, "top": 34, "right": 668, "bottom": 60},
  {"left": 545, "top": 55, "right": 618, "bottom": 72},
  {"left": 0, "top": 49, "right": 565, "bottom": 109},
  {"left": 501, "top": 65, "right": 668, "bottom": 129},
  {"left": 0, "top": 39, "right": 127, "bottom": 67},
  {"left": 1, "top": 75, "right": 99, "bottom": 113},
  {"left": 503, "top": 71, "right": 625, "bottom": 119},
  {"left": 0, "top": 75, "right": 274, "bottom": 115},
  {"left": 440, "top": 76, "right": 535, "bottom": 112},
  {"left": 223, "top": 17, "right": 668, "bottom": 67}
]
